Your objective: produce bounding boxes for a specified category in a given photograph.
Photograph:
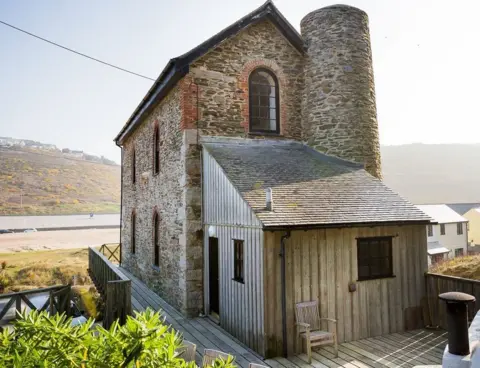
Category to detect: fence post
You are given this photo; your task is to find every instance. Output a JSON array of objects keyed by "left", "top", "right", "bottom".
[{"left": 104, "top": 280, "right": 132, "bottom": 330}]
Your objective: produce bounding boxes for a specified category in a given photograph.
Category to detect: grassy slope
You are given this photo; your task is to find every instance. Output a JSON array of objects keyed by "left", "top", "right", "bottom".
[
  {"left": 0, "top": 148, "right": 120, "bottom": 215},
  {"left": 430, "top": 255, "right": 480, "bottom": 280},
  {"left": 0, "top": 248, "right": 90, "bottom": 292}
]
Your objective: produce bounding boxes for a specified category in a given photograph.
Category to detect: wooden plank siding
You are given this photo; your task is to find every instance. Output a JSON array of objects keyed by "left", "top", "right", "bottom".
[
  {"left": 203, "top": 148, "right": 265, "bottom": 356},
  {"left": 263, "top": 225, "right": 428, "bottom": 357}
]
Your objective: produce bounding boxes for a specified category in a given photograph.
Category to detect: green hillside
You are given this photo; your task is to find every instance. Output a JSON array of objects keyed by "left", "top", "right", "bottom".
[{"left": 0, "top": 148, "right": 120, "bottom": 215}]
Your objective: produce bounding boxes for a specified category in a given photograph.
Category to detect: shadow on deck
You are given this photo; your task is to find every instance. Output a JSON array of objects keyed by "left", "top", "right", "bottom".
[{"left": 119, "top": 267, "right": 447, "bottom": 368}]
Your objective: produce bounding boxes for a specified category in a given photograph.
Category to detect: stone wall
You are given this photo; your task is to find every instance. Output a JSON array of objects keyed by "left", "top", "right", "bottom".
[
  {"left": 186, "top": 20, "right": 304, "bottom": 140},
  {"left": 121, "top": 86, "right": 202, "bottom": 317},
  {"left": 301, "top": 5, "right": 382, "bottom": 178}
]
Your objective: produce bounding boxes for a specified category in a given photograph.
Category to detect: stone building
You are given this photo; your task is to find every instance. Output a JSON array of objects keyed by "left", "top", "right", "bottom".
[{"left": 114, "top": 1, "right": 431, "bottom": 357}]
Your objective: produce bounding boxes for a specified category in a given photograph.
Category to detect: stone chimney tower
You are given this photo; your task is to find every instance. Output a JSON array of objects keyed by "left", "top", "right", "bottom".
[{"left": 301, "top": 5, "right": 382, "bottom": 178}]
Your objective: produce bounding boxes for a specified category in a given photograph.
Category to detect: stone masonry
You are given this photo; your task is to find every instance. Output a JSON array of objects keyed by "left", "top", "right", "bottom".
[
  {"left": 120, "top": 8, "right": 383, "bottom": 318},
  {"left": 301, "top": 5, "right": 382, "bottom": 179}
]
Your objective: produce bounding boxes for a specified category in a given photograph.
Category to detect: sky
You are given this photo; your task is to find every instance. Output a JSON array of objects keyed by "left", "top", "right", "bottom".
[{"left": 0, "top": 0, "right": 479, "bottom": 164}]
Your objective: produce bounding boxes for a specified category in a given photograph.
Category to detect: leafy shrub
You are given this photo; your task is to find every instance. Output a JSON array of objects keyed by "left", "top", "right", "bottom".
[
  {"left": 1, "top": 261, "right": 6, "bottom": 270},
  {"left": 0, "top": 309, "right": 237, "bottom": 368}
]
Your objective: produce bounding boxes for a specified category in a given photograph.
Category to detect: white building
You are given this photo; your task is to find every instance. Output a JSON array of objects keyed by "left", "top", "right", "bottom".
[{"left": 417, "top": 204, "right": 469, "bottom": 265}]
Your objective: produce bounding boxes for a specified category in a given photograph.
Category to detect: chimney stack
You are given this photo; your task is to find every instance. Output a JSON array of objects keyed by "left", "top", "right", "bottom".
[{"left": 265, "top": 188, "right": 273, "bottom": 211}]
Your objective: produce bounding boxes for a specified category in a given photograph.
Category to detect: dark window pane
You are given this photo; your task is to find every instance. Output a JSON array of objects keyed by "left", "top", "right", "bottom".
[
  {"left": 249, "top": 69, "right": 279, "bottom": 133},
  {"left": 357, "top": 237, "right": 393, "bottom": 280}
]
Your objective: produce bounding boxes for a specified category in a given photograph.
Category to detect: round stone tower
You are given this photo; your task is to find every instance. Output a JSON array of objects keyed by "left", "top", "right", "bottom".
[{"left": 301, "top": 5, "right": 382, "bottom": 178}]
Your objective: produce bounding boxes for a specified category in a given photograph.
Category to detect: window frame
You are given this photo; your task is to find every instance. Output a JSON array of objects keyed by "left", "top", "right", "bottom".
[
  {"left": 357, "top": 236, "right": 394, "bottom": 281},
  {"left": 440, "top": 224, "right": 446, "bottom": 235},
  {"left": 455, "top": 248, "right": 464, "bottom": 257},
  {"left": 131, "top": 210, "right": 136, "bottom": 254},
  {"left": 248, "top": 68, "right": 280, "bottom": 135},
  {"left": 427, "top": 224, "right": 433, "bottom": 237},
  {"left": 457, "top": 222, "right": 463, "bottom": 235},
  {"left": 153, "top": 124, "right": 160, "bottom": 175},
  {"left": 233, "top": 239, "right": 244, "bottom": 284},
  {"left": 132, "top": 147, "right": 136, "bottom": 185}
]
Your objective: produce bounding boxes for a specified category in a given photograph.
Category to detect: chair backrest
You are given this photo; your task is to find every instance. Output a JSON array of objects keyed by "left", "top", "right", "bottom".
[
  {"left": 295, "top": 300, "right": 321, "bottom": 331},
  {"left": 249, "top": 363, "right": 270, "bottom": 368},
  {"left": 202, "top": 349, "right": 232, "bottom": 367},
  {"left": 178, "top": 340, "right": 196, "bottom": 363}
]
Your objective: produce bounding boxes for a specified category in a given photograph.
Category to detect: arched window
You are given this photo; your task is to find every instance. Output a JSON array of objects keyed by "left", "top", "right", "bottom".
[
  {"left": 132, "top": 147, "right": 136, "bottom": 184},
  {"left": 153, "top": 125, "right": 160, "bottom": 174},
  {"left": 131, "top": 210, "right": 136, "bottom": 254},
  {"left": 249, "top": 68, "right": 279, "bottom": 134},
  {"left": 153, "top": 211, "right": 160, "bottom": 267}
]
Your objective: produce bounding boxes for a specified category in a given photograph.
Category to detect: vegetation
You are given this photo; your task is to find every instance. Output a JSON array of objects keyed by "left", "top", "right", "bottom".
[
  {"left": 0, "top": 248, "right": 89, "bottom": 293},
  {"left": 429, "top": 255, "right": 480, "bottom": 280},
  {"left": 0, "top": 309, "right": 236, "bottom": 367},
  {"left": 0, "top": 148, "right": 120, "bottom": 215}
]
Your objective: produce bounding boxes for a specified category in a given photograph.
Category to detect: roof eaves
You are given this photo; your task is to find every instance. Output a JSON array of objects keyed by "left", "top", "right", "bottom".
[
  {"left": 262, "top": 219, "right": 433, "bottom": 231},
  {"left": 114, "top": 0, "right": 305, "bottom": 145}
]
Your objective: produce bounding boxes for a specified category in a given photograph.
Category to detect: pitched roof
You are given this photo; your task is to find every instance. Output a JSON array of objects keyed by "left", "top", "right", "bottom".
[
  {"left": 446, "top": 203, "right": 480, "bottom": 215},
  {"left": 416, "top": 204, "right": 468, "bottom": 224},
  {"left": 203, "top": 138, "right": 432, "bottom": 228},
  {"left": 114, "top": 0, "right": 304, "bottom": 145}
]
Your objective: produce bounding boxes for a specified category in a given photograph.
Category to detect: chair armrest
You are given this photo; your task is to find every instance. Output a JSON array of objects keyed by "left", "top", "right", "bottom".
[
  {"left": 296, "top": 322, "right": 310, "bottom": 333},
  {"left": 319, "top": 318, "right": 337, "bottom": 324}
]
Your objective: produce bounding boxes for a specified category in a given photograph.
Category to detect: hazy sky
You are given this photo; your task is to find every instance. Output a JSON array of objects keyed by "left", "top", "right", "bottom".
[{"left": 0, "top": 0, "right": 478, "bottom": 163}]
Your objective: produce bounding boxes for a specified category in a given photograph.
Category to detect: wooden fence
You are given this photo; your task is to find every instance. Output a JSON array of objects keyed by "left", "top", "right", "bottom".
[
  {"left": 424, "top": 272, "right": 480, "bottom": 329},
  {"left": 88, "top": 246, "right": 131, "bottom": 329},
  {"left": 0, "top": 285, "right": 71, "bottom": 324},
  {"left": 99, "top": 243, "right": 121, "bottom": 263}
]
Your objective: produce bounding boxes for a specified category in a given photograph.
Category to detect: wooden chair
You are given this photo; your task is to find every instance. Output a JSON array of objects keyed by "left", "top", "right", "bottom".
[
  {"left": 248, "top": 363, "right": 269, "bottom": 368},
  {"left": 202, "top": 349, "right": 233, "bottom": 367},
  {"left": 178, "top": 340, "right": 196, "bottom": 363},
  {"left": 295, "top": 300, "right": 338, "bottom": 363}
]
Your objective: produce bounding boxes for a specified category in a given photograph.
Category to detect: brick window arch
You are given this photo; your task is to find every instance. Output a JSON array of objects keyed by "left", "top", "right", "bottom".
[
  {"left": 239, "top": 59, "right": 287, "bottom": 135},
  {"left": 131, "top": 209, "right": 136, "bottom": 254},
  {"left": 153, "top": 123, "right": 160, "bottom": 175},
  {"left": 152, "top": 209, "right": 160, "bottom": 267},
  {"left": 249, "top": 68, "right": 279, "bottom": 134}
]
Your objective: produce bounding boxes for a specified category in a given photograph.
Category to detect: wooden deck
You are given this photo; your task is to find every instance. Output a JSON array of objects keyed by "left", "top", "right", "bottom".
[{"left": 120, "top": 267, "right": 447, "bottom": 368}]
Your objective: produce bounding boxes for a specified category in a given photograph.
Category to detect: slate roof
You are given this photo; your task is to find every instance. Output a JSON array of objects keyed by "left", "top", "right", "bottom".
[
  {"left": 416, "top": 204, "right": 468, "bottom": 224},
  {"left": 203, "top": 139, "right": 432, "bottom": 228},
  {"left": 446, "top": 203, "right": 480, "bottom": 216},
  {"left": 114, "top": 0, "right": 304, "bottom": 145}
]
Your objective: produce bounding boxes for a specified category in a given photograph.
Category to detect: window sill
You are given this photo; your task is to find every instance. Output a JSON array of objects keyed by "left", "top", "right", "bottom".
[
  {"left": 248, "top": 132, "right": 282, "bottom": 137},
  {"left": 357, "top": 275, "right": 396, "bottom": 282},
  {"left": 232, "top": 278, "right": 244, "bottom": 284}
]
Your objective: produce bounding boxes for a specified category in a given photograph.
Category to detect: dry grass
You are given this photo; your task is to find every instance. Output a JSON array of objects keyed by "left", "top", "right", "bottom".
[
  {"left": 0, "top": 148, "right": 120, "bottom": 215},
  {"left": 429, "top": 255, "right": 480, "bottom": 280},
  {"left": 0, "top": 248, "right": 90, "bottom": 293}
]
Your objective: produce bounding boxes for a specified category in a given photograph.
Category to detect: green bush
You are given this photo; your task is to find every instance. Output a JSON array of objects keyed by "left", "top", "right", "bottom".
[{"left": 0, "top": 308, "right": 236, "bottom": 368}]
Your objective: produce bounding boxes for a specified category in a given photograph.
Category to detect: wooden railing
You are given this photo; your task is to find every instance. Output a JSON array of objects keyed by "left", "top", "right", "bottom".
[
  {"left": 88, "top": 246, "right": 131, "bottom": 329},
  {"left": 0, "top": 285, "right": 71, "bottom": 324},
  {"left": 425, "top": 272, "right": 480, "bottom": 329},
  {"left": 99, "top": 243, "right": 121, "bottom": 264}
]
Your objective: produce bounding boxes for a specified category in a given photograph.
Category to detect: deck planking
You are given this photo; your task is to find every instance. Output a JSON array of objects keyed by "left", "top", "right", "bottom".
[{"left": 120, "top": 266, "right": 446, "bottom": 368}]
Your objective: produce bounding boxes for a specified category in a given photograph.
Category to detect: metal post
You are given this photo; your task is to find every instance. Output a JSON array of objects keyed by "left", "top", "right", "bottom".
[{"left": 439, "top": 291, "right": 475, "bottom": 356}]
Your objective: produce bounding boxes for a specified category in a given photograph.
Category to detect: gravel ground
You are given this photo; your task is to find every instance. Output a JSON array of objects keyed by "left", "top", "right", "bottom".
[{"left": 0, "top": 229, "right": 120, "bottom": 253}]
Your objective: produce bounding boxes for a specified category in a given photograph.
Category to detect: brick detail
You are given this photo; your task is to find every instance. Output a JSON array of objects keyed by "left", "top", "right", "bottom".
[
  {"left": 180, "top": 75, "right": 199, "bottom": 130},
  {"left": 238, "top": 59, "right": 288, "bottom": 134}
]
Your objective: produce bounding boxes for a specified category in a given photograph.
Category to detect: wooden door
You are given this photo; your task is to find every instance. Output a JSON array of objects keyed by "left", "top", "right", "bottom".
[{"left": 209, "top": 237, "right": 219, "bottom": 315}]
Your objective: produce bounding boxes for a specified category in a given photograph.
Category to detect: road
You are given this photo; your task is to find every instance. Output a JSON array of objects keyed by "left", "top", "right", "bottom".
[
  {"left": 0, "top": 228, "right": 119, "bottom": 253},
  {"left": 0, "top": 214, "right": 120, "bottom": 230}
]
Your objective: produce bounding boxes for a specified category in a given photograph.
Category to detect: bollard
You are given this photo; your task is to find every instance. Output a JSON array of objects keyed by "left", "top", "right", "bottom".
[{"left": 439, "top": 291, "right": 475, "bottom": 356}]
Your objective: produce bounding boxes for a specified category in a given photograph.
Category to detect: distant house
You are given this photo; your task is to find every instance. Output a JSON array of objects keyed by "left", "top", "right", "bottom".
[
  {"left": 464, "top": 207, "right": 480, "bottom": 247},
  {"left": 447, "top": 203, "right": 480, "bottom": 216},
  {"left": 416, "top": 204, "right": 469, "bottom": 264}
]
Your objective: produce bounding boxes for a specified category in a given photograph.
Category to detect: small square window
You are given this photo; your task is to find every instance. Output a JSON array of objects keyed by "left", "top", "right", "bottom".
[
  {"left": 455, "top": 248, "right": 464, "bottom": 257},
  {"left": 440, "top": 224, "right": 446, "bottom": 235},
  {"left": 233, "top": 240, "right": 244, "bottom": 283},
  {"left": 357, "top": 237, "right": 393, "bottom": 281}
]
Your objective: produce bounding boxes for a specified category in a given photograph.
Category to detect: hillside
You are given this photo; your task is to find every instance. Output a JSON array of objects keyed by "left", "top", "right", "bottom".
[
  {"left": 381, "top": 143, "right": 480, "bottom": 204},
  {"left": 0, "top": 148, "right": 120, "bottom": 215}
]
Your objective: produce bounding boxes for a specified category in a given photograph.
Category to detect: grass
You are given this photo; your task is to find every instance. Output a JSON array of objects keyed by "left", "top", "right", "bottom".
[
  {"left": 0, "top": 248, "right": 90, "bottom": 293},
  {"left": 429, "top": 255, "right": 480, "bottom": 280}
]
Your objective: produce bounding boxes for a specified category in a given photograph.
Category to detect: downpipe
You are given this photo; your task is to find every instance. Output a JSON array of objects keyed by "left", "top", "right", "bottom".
[{"left": 280, "top": 230, "right": 291, "bottom": 358}]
